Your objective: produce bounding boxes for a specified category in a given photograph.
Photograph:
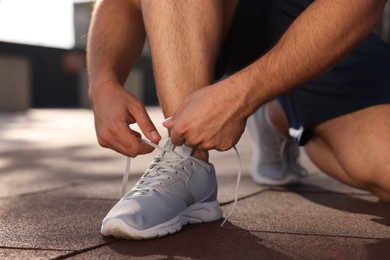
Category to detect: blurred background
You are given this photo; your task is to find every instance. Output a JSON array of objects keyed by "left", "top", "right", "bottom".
[
  {"left": 0, "top": 0, "right": 389, "bottom": 112},
  {"left": 0, "top": 0, "right": 157, "bottom": 111}
]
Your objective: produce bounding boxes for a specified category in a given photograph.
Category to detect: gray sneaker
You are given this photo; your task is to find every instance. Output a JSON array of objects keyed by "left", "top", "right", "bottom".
[
  {"left": 101, "top": 139, "right": 222, "bottom": 239},
  {"left": 247, "top": 104, "right": 307, "bottom": 186}
]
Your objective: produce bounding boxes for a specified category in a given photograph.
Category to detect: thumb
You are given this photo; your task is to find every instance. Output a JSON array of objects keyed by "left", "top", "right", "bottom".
[
  {"left": 162, "top": 117, "right": 174, "bottom": 129},
  {"left": 132, "top": 107, "right": 161, "bottom": 144}
]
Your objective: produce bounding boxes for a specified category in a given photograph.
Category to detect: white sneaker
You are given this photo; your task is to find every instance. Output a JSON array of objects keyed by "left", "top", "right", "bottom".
[
  {"left": 247, "top": 104, "right": 307, "bottom": 186},
  {"left": 101, "top": 139, "right": 222, "bottom": 239}
]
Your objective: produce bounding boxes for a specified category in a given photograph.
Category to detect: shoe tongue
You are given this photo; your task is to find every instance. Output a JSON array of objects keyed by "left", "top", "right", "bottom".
[{"left": 162, "top": 139, "right": 193, "bottom": 157}]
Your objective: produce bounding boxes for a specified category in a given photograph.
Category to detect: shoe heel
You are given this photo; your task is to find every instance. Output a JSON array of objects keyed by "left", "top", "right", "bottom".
[{"left": 181, "top": 200, "right": 222, "bottom": 224}]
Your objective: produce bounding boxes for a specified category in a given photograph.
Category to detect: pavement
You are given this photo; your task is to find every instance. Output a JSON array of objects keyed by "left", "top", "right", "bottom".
[{"left": 0, "top": 107, "right": 389, "bottom": 260}]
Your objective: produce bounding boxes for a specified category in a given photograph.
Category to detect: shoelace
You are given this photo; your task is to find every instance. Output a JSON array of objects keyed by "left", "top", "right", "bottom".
[
  {"left": 121, "top": 139, "right": 182, "bottom": 196},
  {"left": 121, "top": 138, "right": 242, "bottom": 227}
]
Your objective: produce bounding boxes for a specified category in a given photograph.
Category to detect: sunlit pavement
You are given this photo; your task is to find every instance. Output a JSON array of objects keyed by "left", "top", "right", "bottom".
[{"left": 0, "top": 108, "right": 389, "bottom": 259}]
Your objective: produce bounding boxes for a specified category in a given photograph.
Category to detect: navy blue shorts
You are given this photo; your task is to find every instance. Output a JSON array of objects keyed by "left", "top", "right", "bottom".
[{"left": 216, "top": 0, "right": 390, "bottom": 145}]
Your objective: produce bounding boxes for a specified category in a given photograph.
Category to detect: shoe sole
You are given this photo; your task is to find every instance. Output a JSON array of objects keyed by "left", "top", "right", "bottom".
[
  {"left": 101, "top": 200, "right": 222, "bottom": 240},
  {"left": 251, "top": 172, "right": 300, "bottom": 186}
]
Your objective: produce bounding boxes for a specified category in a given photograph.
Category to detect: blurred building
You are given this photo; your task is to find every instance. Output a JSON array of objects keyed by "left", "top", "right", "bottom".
[
  {"left": 73, "top": 2, "right": 157, "bottom": 108},
  {"left": 0, "top": 42, "right": 83, "bottom": 110},
  {"left": 0, "top": 1, "right": 157, "bottom": 111}
]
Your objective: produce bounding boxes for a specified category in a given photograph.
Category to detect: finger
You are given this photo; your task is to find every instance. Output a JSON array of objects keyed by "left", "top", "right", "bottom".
[
  {"left": 99, "top": 134, "right": 139, "bottom": 158},
  {"left": 162, "top": 117, "right": 173, "bottom": 129},
  {"left": 129, "top": 129, "right": 156, "bottom": 155},
  {"left": 166, "top": 116, "right": 189, "bottom": 146},
  {"left": 169, "top": 127, "right": 186, "bottom": 146},
  {"left": 113, "top": 124, "right": 154, "bottom": 157},
  {"left": 130, "top": 105, "right": 161, "bottom": 144}
]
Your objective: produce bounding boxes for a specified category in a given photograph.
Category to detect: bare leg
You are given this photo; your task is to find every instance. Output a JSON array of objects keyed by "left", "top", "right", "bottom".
[
  {"left": 268, "top": 100, "right": 290, "bottom": 137},
  {"left": 268, "top": 101, "right": 390, "bottom": 201},
  {"left": 140, "top": 0, "right": 238, "bottom": 162},
  {"left": 307, "top": 105, "right": 390, "bottom": 201}
]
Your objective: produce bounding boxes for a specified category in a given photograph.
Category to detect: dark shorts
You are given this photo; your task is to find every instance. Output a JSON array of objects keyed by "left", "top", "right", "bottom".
[{"left": 216, "top": 0, "right": 390, "bottom": 145}]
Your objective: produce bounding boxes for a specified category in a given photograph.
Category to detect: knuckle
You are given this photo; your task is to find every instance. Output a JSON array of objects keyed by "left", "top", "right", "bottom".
[
  {"left": 173, "top": 125, "right": 186, "bottom": 136},
  {"left": 126, "top": 147, "right": 138, "bottom": 158},
  {"left": 97, "top": 137, "right": 109, "bottom": 148},
  {"left": 128, "top": 152, "right": 137, "bottom": 158},
  {"left": 185, "top": 139, "right": 197, "bottom": 148},
  {"left": 170, "top": 136, "right": 183, "bottom": 146},
  {"left": 97, "top": 133, "right": 109, "bottom": 148},
  {"left": 208, "top": 138, "right": 232, "bottom": 152},
  {"left": 174, "top": 119, "right": 191, "bottom": 134},
  {"left": 218, "top": 145, "right": 230, "bottom": 152},
  {"left": 139, "top": 145, "right": 154, "bottom": 155},
  {"left": 200, "top": 141, "right": 214, "bottom": 151},
  {"left": 129, "top": 99, "right": 144, "bottom": 112},
  {"left": 96, "top": 125, "right": 121, "bottom": 149}
]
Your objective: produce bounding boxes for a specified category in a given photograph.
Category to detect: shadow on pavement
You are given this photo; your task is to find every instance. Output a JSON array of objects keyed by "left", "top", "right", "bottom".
[
  {"left": 105, "top": 221, "right": 293, "bottom": 260},
  {"left": 291, "top": 183, "right": 390, "bottom": 228},
  {"left": 365, "top": 238, "right": 390, "bottom": 259},
  {"left": 291, "top": 183, "right": 390, "bottom": 260}
]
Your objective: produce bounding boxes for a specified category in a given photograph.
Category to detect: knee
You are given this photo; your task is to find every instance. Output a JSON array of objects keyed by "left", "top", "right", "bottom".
[
  {"left": 345, "top": 163, "right": 390, "bottom": 200},
  {"left": 370, "top": 170, "right": 390, "bottom": 202}
]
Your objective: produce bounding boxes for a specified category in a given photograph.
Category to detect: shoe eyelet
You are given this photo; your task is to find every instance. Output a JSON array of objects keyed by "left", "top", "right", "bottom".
[{"left": 190, "top": 162, "right": 194, "bottom": 166}]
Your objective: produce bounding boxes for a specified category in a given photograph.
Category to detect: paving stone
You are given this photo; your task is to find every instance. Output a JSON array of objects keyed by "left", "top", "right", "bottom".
[
  {"left": 223, "top": 191, "right": 390, "bottom": 239},
  {"left": 67, "top": 222, "right": 293, "bottom": 260},
  {"left": 0, "top": 194, "right": 116, "bottom": 250},
  {"left": 64, "top": 223, "right": 390, "bottom": 260},
  {"left": 250, "top": 232, "right": 388, "bottom": 260},
  {"left": 0, "top": 248, "right": 68, "bottom": 260}
]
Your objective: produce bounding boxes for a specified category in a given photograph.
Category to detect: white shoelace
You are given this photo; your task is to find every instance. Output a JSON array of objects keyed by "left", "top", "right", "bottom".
[
  {"left": 120, "top": 138, "right": 242, "bottom": 227},
  {"left": 121, "top": 139, "right": 181, "bottom": 196}
]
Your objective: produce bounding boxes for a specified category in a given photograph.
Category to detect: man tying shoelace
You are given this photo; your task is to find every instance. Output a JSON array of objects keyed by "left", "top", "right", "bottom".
[{"left": 87, "top": 0, "right": 390, "bottom": 240}]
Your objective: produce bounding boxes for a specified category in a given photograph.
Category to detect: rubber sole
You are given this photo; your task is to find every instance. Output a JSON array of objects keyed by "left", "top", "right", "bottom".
[
  {"left": 251, "top": 170, "right": 300, "bottom": 186},
  {"left": 101, "top": 200, "right": 222, "bottom": 240}
]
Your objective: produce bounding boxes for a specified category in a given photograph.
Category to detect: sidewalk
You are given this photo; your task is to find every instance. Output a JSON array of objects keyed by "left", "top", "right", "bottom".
[{"left": 0, "top": 108, "right": 389, "bottom": 260}]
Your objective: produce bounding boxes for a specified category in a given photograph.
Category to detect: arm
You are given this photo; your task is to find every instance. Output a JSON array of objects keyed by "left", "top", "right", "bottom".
[
  {"left": 165, "top": 0, "right": 387, "bottom": 150},
  {"left": 87, "top": 0, "right": 161, "bottom": 157},
  {"left": 232, "top": 0, "right": 388, "bottom": 117}
]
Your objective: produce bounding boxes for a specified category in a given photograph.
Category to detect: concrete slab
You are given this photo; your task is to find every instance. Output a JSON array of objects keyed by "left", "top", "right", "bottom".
[
  {"left": 65, "top": 222, "right": 293, "bottom": 260},
  {"left": 248, "top": 232, "right": 387, "bottom": 260},
  {"left": 57, "top": 223, "right": 390, "bottom": 260},
  {"left": 223, "top": 191, "right": 390, "bottom": 239},
  {"left": 0, "top": 249, "right": 67, "bottom": 260},
  {"left": 0, "top": 194, "right": 115, "bottom": 250}
]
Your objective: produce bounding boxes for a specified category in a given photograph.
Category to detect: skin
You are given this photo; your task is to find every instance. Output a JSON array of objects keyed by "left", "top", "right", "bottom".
[
  {"left": 88, "top": 0, "right": 160, "bottom": 157},
  {"left": 164, "top": 0, "right": 387, "bottom": 150},
  {"left": 87, "top": 0, "right": 390, "bottom": 200}
]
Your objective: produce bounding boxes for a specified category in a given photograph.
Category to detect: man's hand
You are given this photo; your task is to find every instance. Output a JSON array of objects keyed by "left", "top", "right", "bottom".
[
  {"left": 163, "top": 81, "right": 247, "bottom": 151},
  {"left": 90, "top": 84, "right": 161, "bottom": 157}
]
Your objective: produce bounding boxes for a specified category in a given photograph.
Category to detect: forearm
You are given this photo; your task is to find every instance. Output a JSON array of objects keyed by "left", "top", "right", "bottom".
[
  {"left": 87, "top": 0, "right": 145, "bottom": 98},
  {"left": 228, "top": 0, "right": 387, "bottom": 117}
]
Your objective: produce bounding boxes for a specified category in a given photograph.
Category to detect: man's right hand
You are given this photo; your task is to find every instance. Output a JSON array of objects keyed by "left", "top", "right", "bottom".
[{"left": 90, "top": 84, "right": 161, "bottom": 157}]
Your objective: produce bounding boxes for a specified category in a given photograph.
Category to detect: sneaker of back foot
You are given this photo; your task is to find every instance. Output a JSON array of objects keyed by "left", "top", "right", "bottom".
[
  {"left": 101, "top": 139, "right": 222, "bottom": 239},
  {"left": 248, "top": 105, "right": 307, "bottom": 186}
]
